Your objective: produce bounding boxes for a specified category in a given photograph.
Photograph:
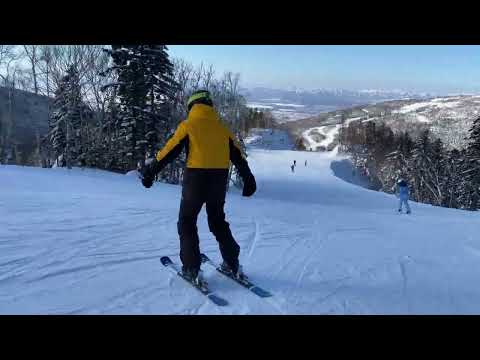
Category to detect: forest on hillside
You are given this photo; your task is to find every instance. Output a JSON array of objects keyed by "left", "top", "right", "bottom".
[
  {"left": 338, "top": 118, "right": 480, "bottom": 210},
  {"left": 0, "top": 45, "right": 275, "bottom": 185}
]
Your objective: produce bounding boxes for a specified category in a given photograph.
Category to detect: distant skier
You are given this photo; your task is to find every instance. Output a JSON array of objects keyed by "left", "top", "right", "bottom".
[
  {"left": 395, "top": 178, "right": 411, "bottom": 214},
  {"left": 294, "top": 160, "right": 296, "bottom": 166},
  {"left": 305, "top": 160, "right": 307, "bottom": 167},
  {"left": 139, "top": 90, "right": 256, "bottom": 286}
]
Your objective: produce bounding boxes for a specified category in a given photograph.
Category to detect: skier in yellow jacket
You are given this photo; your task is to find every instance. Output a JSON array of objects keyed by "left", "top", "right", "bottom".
[{"left": 140, "top": 90, "right": 256, "bottom": 286}]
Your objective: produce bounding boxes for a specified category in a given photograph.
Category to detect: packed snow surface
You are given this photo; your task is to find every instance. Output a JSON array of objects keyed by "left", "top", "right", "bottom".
[{"left": 2, "top": 129, "right": 480, "bottom": 314}]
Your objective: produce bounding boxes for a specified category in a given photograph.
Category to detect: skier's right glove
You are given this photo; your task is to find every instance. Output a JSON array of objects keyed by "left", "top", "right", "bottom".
[
  {"left": 139, "top": 159, "right": 159, "bottom": 189},
  {"left": 242, "top": 172, "right": 257, "bottom": 197},
  {"left": 141, "top": 174, "right": 154, "bottom": 189}
]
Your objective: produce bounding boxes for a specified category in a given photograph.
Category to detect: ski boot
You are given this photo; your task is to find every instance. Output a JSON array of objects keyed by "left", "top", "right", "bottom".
[
  {"left": 220, "top": 261, "right": 248, "bottom": 281},
  {"left": 406, "top": 210, "right": 411, "bottom": 214},
  {"left": 181, "top": 267, "right": 208, "bottom": 288}
]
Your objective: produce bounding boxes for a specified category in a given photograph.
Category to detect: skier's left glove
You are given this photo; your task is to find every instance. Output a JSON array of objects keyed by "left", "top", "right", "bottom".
[{"left": 242, "top": 172, "right": 257, "bottom": 197}]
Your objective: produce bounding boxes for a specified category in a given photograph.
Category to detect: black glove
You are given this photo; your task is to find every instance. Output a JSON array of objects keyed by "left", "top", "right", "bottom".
[
  {"left": 141, "top": 175, "right": 154, "bottom": 189},
  {"left": 139, "top": 160, "right": 158, "bottom": 189},
  {"left": 242, "top": 172, "right": 256, "bottom": 197}
]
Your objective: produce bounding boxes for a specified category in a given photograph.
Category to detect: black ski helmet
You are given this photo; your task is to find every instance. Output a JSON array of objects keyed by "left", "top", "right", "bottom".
[{"left": 187, "top": 90, "right": 213, "bottom": 111}]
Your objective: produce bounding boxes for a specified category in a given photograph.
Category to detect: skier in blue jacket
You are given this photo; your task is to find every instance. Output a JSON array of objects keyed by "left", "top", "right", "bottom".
[{"left": 396, "top": 179, "right": 411, "bottom": 214}]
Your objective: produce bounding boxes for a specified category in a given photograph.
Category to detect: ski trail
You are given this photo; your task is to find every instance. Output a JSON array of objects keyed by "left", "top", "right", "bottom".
[
  {"left": 165, "top": 267, "right": 212, "bottom": 315},
  {"left": 27, "top": 255, "right": 161, "bottom": 283},
  {"left": 398, "top": 256, "right": 412, "bottom": 314},
  {"left": 294, "top": 220, "right": 328, "bottom": 289},
  {"left": 264, "top": 296, "right": 287, "bottom": 315},
  {"left": 246, "top": 218, "right": 261, "bottom": 265},
  {"left": 6, "top": 130, "right": 480, "bottom": 314}
]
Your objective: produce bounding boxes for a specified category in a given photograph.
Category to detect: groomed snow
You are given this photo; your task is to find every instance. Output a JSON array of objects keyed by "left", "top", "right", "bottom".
[
  {"left": 394, "top": 100, "right": 461, "bottom": 114},
  {"left": 2, "top": 129, "right": 480, "bottom": 314},
  {"left": 301, "top": 117, "right": 363, "bottom": 151},
  {"left": 302, "top": 125, "right": 341, "bottom": 151}
]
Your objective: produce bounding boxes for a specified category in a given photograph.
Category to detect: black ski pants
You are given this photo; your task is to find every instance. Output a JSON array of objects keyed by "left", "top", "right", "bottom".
[{"left": 178, "top": 168, "right": 240, "bottom": 272}]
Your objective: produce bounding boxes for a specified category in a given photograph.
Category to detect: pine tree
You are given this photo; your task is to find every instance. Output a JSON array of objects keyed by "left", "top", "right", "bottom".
[
  {"left": 409, "top": 130, "right": 445, "bottom": 205},
  {"left": 381, "top": 132, "right": 413, "bottom": 193},
  {"left": 48, "top": 66, "right": 92, "bottom": 168},
  {"left": 99, "top": 98, "right": 122, "bottom": 171},
  {"left": 442, "top": 148, "right": 464, "bottom": 208},
  {"left": 102, "top": 45, "right": 177, "bottom": 172},
  {"left": 409, "top": 129, "right": 432, "bottom": 203},
  {"left": 462, "top": 116, "right": 480, "bottom": 210},
  {"left": 429, "top": 137, "right": 446, "bottom": 205},
  {"left": 456, "top": 149, "right": 473, "bottom": 209}
]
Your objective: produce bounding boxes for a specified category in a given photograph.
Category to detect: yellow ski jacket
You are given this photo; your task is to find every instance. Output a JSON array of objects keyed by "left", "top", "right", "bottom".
[{"left": 154, "top": 104, "right": 250, "bottom": 175}]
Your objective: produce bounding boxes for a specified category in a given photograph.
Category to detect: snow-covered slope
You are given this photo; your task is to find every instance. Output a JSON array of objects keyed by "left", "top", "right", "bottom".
[
  {"left": 302, "top": 125, "right": 341, "bottom": 151},
  {"left": 289, "top": 95, "right": 480, "bottom": 152},
  {"left": 2, "top": 130, "right": 480, "bottom": 314},
  {"left": 300, "top": 116, "right": 363, "bottom": 151},
  {"left": 392, "top": 96, "right": 480, "bottom": 123},
  {"left": 244, "top": 128, "right": 294, "bottom": 150}
]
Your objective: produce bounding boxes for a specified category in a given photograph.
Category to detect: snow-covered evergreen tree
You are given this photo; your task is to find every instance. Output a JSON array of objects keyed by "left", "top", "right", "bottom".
[
  {"left": 381, "top": 132, "right": 413, "bottom": 193},
  {"left": 404, "top": 130, "right": 446, "bottom": 205},
  {"left": 48, "top": 66, "right": 93, "bottom": 168},
  {"left": 410, "top": 130, "right": 434, "bottom": 203},
  {"left": 461, "top": 116, "right": 480, "bottom": 210},
  {"left": 442, "top": 148, "right": 465, "bottom": 208},
  {"left": 102, "top": 45, "right": 177, "bottom": 172}
]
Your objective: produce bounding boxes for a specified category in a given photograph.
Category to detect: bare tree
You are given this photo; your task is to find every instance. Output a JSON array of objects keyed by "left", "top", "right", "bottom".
[
  {"left": 202, "top": 64, "right": 215, "bottom": 90},
  {"left": 22, "top": 45, "right": 41, "bottom": 94},
  {"left": 0, "top": 45, "right": 16, "bottom": 71},
  {"left": 0, "top": 45, "right": 21, "bottom": 85},
  {"left": 38, "top": 45, "right": 53, "bottom": 98},
  {"left": 37, "top": 45, "right": 103, "bottom": 95},
  {"left": 82, "top": 46, "right": 114, "bottom": 118},
  {"left": 0, "top": 46, "right": 24, "bottom": 164}
]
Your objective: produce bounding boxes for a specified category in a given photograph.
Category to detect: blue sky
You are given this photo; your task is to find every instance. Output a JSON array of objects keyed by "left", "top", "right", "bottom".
[{"left": 168, "top": 45, "right": 480, "bottom": 94}]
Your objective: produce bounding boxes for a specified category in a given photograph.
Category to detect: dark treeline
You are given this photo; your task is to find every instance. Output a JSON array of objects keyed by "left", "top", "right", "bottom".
[
  {"left": 338, "top": 117, "right": 480, "bottom": 211},
  {"left": 0, "top": 45, "right": 275, "bottom": 187}
]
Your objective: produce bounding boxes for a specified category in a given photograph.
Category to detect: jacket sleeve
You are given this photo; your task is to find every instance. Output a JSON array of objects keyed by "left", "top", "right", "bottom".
[
  {"left": 228, "top": 132, "right": 252, "bottom": 180},
  {"left": 151, "top": 121, "right": 188, "bottom": 174}
]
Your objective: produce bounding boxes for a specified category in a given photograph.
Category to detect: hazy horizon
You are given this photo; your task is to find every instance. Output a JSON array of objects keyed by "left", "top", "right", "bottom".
[{"left": 169, "top": 45, "right": 480, "bottom": 95}]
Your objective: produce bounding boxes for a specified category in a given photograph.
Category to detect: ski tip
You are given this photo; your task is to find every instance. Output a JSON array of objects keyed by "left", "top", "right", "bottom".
[
  {"left": 160, "top": 256, "right": 172, "bottom": 266},
  {"left": 200, "top": 253, "right": 210, "bottom": 262},
  {"left": 209, "top": 294, "right": 229, "bottom": 306},
  {"left": 251, "top": 286, "right": 273, "bottom": 298}
]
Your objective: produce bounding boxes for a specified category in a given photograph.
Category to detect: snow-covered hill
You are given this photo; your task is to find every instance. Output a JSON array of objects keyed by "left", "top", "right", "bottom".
[
  {"left": 244, "top": 128, "right": 294, "bottom": 150},
  {"left": 287, "top": 95, "right": 480, "bottom": 151},
  {"left": 2, "top": 129, "right": 480, "bottom": 314}
]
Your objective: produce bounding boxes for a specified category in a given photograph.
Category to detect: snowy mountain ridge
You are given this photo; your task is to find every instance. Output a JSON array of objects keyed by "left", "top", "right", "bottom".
[{"left": 284, "top": 95, "right": 480, "bottom": 151}]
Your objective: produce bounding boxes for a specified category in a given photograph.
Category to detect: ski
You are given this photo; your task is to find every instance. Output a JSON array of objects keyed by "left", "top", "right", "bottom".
[
  {"left": 200, "top": 253, "right": 272, "bottom": 298},
  {"left": 160, "top": 256, "right": 228, "bottom": 306}
]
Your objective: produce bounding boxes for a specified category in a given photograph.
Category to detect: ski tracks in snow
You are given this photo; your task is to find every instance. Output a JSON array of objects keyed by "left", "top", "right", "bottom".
[
  {"left": 246, "top": 218, "right": 261, "bottom": 265},
  {"left": 398, "top": 256, "right": 413, "bottom": 313}
]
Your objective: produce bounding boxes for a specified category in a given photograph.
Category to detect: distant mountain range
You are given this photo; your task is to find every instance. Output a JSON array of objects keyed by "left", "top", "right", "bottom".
[{"left": 241, "top": 87, "right": 437, "bottom": 106}]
